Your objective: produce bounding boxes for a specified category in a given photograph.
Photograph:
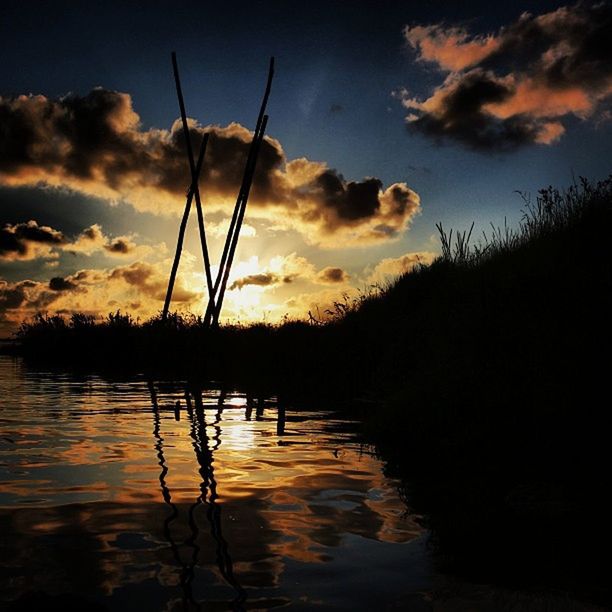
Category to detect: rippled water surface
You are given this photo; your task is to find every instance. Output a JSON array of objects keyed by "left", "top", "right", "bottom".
[{"left": 0, "top": 356, "right": 430, "bottom": 610}]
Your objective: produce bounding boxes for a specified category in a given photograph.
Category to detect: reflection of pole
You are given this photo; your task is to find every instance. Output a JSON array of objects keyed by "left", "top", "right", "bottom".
[
  {"left": 187, "top": 387, "right": 247, "bottom": 609},
  {"left": 245, "top": 393, "right": 253, "bottom": 421},
  {"left": 255, "top": 396, "right": 265, "bottom": 421},
  {"left": 148, "top": 381, "right": 198, "bottom": 609},
  {"left": 277, "top": 402, "right": 286, "bottom": 437}
]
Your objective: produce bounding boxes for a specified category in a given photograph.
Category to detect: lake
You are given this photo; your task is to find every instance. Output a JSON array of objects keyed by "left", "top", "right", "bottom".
[{"left": 0, "top": 355, "right": 431, "bottom": 611}]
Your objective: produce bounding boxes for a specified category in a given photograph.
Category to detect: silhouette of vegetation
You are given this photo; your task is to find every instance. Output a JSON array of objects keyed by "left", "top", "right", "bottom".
[{"left": 6, "top": 175, "right": 612, "bottom": 603}]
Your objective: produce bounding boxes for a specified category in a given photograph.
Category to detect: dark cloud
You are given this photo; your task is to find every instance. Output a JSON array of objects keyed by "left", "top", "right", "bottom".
[
  {"left": 230, "top": 272, "right": 295, "bottom": 290},
  {"left": 0, "top": 220, "right": 65, "bottom": 260},
  {"left": 0, "top": 219, "right": 139, "bottom": 260},
  {"left": 104, "top": 238, "right": 132, "bottom": 254},
  {"left": 330, "top": 103, "right": 344, "bottom": 113},
  {"left": 316, "top": 267, "right": 348, "bottom": 284},
  {"left": 483, "top": 3, "right": 612, "bottom": 91},
  {"left": 0, "top": 279, "right": 59, "bottom": 311},
  {"left": 110, "top": 262, "right": 157, "bottom": 289},
  {"left": 81, "top": 226, "right": 100, "bottom": 240},
  {"left": 314, "top": 171, "right": 382, "bottom": 221},
  {"left": 49, "top": 276, "right": 78, "bottom": 292},
  {"left": 0, "top": 89, "right": 419, "bottom": 245},
  {"left": 408, "top": 70, "right": 542, "bottom": 151},
  {"left": 403, "top": 3, "right": 612, "bottom": 151}
]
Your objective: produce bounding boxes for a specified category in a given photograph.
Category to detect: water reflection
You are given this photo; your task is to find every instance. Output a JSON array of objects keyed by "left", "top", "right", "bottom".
[{"left": 0, "top": 356, "right": 428, "bottom": 610}]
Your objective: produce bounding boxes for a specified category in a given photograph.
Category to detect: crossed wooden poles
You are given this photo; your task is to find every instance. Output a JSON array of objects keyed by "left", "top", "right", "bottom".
[{"left": 162, "top": 52, "right": 274, "bottom": 327}]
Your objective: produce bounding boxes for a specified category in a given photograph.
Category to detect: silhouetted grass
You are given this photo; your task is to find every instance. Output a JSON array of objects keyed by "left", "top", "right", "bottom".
[{"left": 7, "top": 175, "right": 612, "bottom": 602}]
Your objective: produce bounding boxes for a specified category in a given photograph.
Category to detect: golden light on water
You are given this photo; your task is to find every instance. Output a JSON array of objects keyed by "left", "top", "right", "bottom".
[{"left": 0, "top": 358, "right": 425, "bottom": 607}]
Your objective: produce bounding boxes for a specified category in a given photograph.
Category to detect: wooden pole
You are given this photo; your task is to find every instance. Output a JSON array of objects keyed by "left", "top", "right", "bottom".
[
  {"left": 171, "top": 52, "right": 215, "bottom": 304},
  {"left": 205, "top": 57, "right": 275, "bottom": 326},
  {"left": 212, "top": 115, "right": 268, "bottom": 327},
  {"left": 162, "top": 134, "right": 208, "bottom": 320}
]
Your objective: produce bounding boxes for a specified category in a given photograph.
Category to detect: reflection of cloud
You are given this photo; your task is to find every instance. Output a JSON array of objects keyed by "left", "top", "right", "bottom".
[
  {"left": 402, "top": 3, "right": 612, "bottom": 150},
  {"left": 0, "top": 375, "right": 424, "bottom": 606},
  {"left": 0, "top": 89, "right": 420, "bottom": 246}
]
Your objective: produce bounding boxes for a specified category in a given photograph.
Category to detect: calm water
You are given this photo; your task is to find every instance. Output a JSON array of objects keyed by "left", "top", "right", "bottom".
[{"left": 0, "top": 356, "right": 430, "bottom": 611}]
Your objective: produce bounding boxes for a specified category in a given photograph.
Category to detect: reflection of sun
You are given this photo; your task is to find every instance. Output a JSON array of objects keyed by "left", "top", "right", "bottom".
[{"left": 216, "top": 417, "right": 256, "bottom": 450}]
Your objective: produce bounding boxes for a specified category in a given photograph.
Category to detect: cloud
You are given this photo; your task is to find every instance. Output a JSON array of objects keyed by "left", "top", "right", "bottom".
[
  {"left": 0, "top": 89, "right": 420, "bottom": 246},
  {"left": 402, "top": 3, "right": 612, "bottom": 150},
  {"left": 48, "top": 276, "right": 79, "bottom": 292},
  {"left": 230, "top": 272, "right": 293, "bottom": 290},
  {"left": 229, "top": 252, "right": 349, "bottom": 291},
  {"left": 104, "top": 237, "right": 134, "bottom": 254},
  {"left": 0, "top": 278, "right": 62, "bottom": 335},
  {"left": 366, "top": 251, "right": 437, "bottom": 284},
  {"left": 0, "top": 257, "right": 201, "bottom": 333},
  {"left": 0, "top": 279, "right": 57, "bottom": 310},
  {"left": 108, "top": 261, "right": 196, "bottom": 302},
  {"left": 0, "top": 219, "right": 147, "bottom": 261},
  {"left": 0, "top": 220, "right": 65, "bottom": 260},
  {"left": 316, "top": 266, "right": 349, "bottom": 284},
  {"left": 207, "top": 218, "right": 256, "bottom": 238},
  {"left": 66, "top": 223, "right": 140, "bottom": 257},
  {"left": 404, "top": 24, "right": 500, "bottom": 72}
]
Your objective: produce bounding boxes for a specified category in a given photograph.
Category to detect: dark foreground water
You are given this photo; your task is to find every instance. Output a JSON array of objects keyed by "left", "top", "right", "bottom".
[{"left": 0, "top": 356, "right": 430, "bottom": 611}]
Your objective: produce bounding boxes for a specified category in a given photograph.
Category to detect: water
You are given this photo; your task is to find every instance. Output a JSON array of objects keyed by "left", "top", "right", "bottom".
[{"left": 0, "top": 356, "right": 430, "bottom": 611}]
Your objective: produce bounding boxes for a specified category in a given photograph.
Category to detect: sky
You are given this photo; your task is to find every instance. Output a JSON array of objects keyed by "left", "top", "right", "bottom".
[{"left": 1, "top": 0, "right": 611, "bottom": 334}]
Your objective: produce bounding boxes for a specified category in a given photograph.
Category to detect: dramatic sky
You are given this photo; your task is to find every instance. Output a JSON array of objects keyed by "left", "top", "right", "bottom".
[{"left": 1, "top": 0, "right": 611, "bottom": 334}]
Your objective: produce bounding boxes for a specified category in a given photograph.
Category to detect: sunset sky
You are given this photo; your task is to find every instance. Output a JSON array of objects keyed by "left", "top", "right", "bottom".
[{"left": 2, "top": 0, "right": 611, "bottom": 334}]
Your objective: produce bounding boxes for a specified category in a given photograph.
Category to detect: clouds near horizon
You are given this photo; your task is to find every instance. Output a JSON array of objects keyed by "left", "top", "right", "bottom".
[{"left": 402, "top": 2, "right": 612, "bottom": 150}]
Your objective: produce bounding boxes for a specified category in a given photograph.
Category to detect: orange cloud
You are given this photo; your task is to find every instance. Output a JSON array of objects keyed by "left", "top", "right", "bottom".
[
  {"left": 401, "top": 3, "right": 612, "bottom": 150},
  {"left": 66, "top": 224, "right": 148, "bottom": 258},
  {"left": 0, "top": 257, "right": 201, "bottom": 334},
  {"left": 404, "top": 24, "right": 499, "bottom": 72}
]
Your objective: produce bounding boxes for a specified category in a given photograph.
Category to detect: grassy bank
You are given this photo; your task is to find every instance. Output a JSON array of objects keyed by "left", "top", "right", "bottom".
[
  {"left": 362, "top": 176, "right": 612, "bottom": 603},
  {"left": 9, "top": 175, "right": 612, "bottom": 602}
]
